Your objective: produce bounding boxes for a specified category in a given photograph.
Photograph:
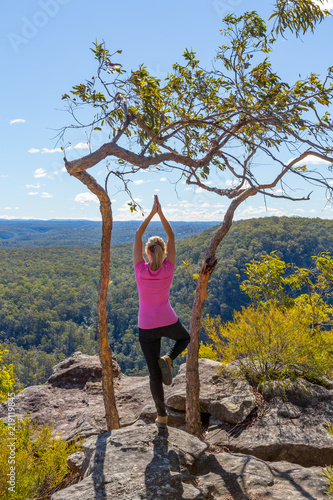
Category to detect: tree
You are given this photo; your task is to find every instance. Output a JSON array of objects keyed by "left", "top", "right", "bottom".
[{"left": 60, "top": 1, "right": 333, "bottom": 434}]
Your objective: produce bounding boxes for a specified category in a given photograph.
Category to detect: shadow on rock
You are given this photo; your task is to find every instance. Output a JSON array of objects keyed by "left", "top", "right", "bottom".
[
  {"left": 145, "top": 427, "right": 184, "bottom": 500},
  {"left": 92, "top": 431, "right": 111, "bottom": 500}
]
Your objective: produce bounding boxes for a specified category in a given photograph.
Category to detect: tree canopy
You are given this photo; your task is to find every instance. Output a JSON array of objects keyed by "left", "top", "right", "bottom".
[{"left": 60, "top": 6, "right": 333, "bottom": 210}]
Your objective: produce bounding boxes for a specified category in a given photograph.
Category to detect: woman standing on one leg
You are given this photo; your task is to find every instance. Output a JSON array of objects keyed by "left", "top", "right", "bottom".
[{"left": 133, "top": 195, "right": 191, "bottom": 428}]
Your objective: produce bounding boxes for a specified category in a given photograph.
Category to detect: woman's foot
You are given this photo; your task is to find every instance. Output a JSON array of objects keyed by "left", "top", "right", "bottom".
[
  {"left": 158, "top": 355, "right": 173, "bottom": 385},
  {"left": 155, "top": 414, "right": 168, "bottom": 428}
]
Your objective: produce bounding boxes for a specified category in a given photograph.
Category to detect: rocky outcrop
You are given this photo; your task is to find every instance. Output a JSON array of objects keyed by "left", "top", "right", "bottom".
[
  {"left": 206, "top": 378, "right": 333, "bottom": 468},
  {"left": 165, "top": 359, "right": 257, "bottom": 425},
  {"left": 50, "top": 422, "right": 329, "bottom": 500},
  {"left": 51, "top": 422, "right": 208, "bottom": 500},
  {"left": 194, "top": 452, "right": 328, "bottom": 500},
  {"left": 1, "top": 353, "right": 332, "bottom": 499}
]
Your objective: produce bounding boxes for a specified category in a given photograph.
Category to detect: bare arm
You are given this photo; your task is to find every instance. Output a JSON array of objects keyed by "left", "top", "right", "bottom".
[
  {"left": 133, "top": 197, "right": 158, "bottom": 266},
  {"left": 156, "top": 197, "right": 176, "bottom": 265}
]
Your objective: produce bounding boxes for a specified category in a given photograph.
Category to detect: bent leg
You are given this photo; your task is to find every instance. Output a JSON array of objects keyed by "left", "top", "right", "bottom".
[
  {"left": 139, "top": 337, "right": 167, "bottom": 417},
  {"left": 162, "top": 320, "right": 191, "bottom": 361}
]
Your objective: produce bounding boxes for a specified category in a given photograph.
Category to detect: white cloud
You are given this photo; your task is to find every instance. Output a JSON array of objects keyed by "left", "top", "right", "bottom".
[
  {"left": 313, "top": 0, "right": 333, "bottom": 12},
  {"left": 28, "top": 192, "right": 38, "bottom": 196},
  {"left": 42, "top": 148, "right": 62, "bottom": 154},
  {"left": 269, "top": 188, "right": 287, "bottom": 194},
  {"left": 134, "top": 197, "right": 143, "bottom": 203},
  {"left": 133, "top": 180, "right": 146, "bottom": 185},
  {"left": 28, "top": 142, "right": 89, "bottom": 155},
  {"left": 26, "top": 183, "right": 40, "bottom": 189},
  {"left": 160, "top": 178, "right": 167, "bottom": 182},
  {"left": 0, "top": 174, "right": 9, "bottom": 178},
  {"left": 239, "top": 205, "right": 286, "bottom": 217},
  {"left": 4, "top": 207, "right": 11, "bottom": 210},
  {"left": 295, "top": 208, "right": 305, "bottom": 213},
  {"left": 10, "top": 118, "right": 26, "bottom": 125},
  {"left": 73, "top": 142, "right": 90, "bottom": 150},
  {"left": 289, "top": 155, "right": 331, "bottom": 166},
  {"left": 184, "top": 187, "right": 192, "bottom": 191},
  {"left": 41, "top": 192, "right": 53, "bottom": 198},
  {"left": 34, "top": 168, "right": 47, "bottom": 178},
  {"left": 75, "top": 193, "right": 99, "bottom": 204},
  {"left": 154, "top": 189, "right": 160, "bottom": 192}
]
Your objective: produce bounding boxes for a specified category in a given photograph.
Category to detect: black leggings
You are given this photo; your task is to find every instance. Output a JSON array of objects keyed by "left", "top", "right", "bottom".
[{"left": 139, "top": 319, "right": 191, "bottom": 417}]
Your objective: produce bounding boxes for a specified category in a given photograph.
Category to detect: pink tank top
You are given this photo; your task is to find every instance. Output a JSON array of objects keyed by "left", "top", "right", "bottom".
[{"left": 134, "top": 258, "right": 178, "bottom": 329}]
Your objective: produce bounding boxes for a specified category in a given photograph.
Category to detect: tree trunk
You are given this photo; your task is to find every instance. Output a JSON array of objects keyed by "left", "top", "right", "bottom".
[
  {"left": 185, "top": 188, "right": 256, "bottom": 436},
  {"left": 98, "top": 197, "right": 120, "bottom": 430},
  {"left": 66, "top": 167, "right": 120, "bottom": 430}
]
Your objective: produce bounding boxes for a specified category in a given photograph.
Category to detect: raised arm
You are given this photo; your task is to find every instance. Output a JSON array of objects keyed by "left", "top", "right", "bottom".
[
  {"left": 133, "top": 196, "right": 158, "bottom": 266},
  {"left": 156, "top": 197, "right": 176, "bottom": 265}
]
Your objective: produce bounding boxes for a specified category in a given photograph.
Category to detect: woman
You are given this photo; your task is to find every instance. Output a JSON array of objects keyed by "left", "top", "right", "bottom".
[{"left": 133, "top": 195, "right": 191, "bottom": 428}]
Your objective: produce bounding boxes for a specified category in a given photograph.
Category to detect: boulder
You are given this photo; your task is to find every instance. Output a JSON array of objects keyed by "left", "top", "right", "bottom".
[
  {"left": 193, "top": 452, "right": 328, "bottom": 500},
  {"left": 166, "top": 359, "right": 256, "bottom": 425},
  {"left": 260, "top": 378, "right": 333, "bottom": 405},
  {"left": 206, "top": 397, "right": 333, "bottom": 467},
  {"left": 46, "top": 351, "right": 121, "bottom": 389},
  {"left": 51, "top": 422, "right": 209, "bottom": 500},
  {"left": 0, "top": 351, "right": 123, "bottom": 441}
]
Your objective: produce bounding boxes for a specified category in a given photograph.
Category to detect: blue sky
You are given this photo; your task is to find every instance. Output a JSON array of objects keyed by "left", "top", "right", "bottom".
[{"left": 1, "top": 0, "right": 333, "bottom": 222}]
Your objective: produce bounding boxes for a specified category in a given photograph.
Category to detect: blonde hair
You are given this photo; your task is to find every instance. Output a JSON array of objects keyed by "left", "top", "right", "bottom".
[{"left": 145, "top": 236, "right": 166, "bottom": 271}]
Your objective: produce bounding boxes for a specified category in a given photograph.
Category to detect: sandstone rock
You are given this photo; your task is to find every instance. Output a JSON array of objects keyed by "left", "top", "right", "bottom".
[
  {"left": 209, "top": 394, "right": 256, "bottom": 425},
  {"left": 47, "top": 351, "right": 121, "bottom": 389},
  {"left": 260, "top": 378, "right": 333, "bottom": 405},
  {"left": 51, "top": 422, "right": 208, "bottom": 500},
  {"left": 51, "top": 421, "right": 328, "bottom": 500},
  {"left": 0, "top": 351, "right": 123, "bottom": 441},
  {"left": 67, "top": 451, "right": 87, "bottom": 476},
  {"left": 193, "top": 452, "right": 328, "bottom": 500},
  {"left": 206, "top": 398, "right": 333, "bottom": 467},
  {"left": 166, "top": 358, "right": 256, "bottom": 424}
]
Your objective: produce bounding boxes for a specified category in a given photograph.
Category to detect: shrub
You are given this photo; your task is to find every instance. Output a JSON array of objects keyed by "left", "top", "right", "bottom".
[
  {"left": 198, "top": 341, "right": 219, "bottom": 361},
  {"left": 202, "top": 303, "right": 333, "bottom": 384},
  {"left": 0, "top": 416, "right": 82, "bottom": 500},
  {"left": 0, "top": 345, "right": 15, "bottom": 402}
]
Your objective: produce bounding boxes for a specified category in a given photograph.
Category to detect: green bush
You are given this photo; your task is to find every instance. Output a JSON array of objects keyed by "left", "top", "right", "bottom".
[
  {"left": 202, "top": 303, "right": 333, "bottom": 385},
  {"left": 0, "top": 345, "right": 15, "bottom": 403},
  {"left": 0, "top": 416, "right": 82, "bottom": 500}
]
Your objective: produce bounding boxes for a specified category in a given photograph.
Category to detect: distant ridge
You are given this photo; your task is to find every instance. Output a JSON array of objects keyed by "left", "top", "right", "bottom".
[{"left": 0, "top": 219, "right": 220, "bottom": 247}]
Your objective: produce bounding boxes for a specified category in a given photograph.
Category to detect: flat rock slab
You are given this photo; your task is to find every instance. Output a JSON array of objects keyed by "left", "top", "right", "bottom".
[
  {"left": 51, "top": 422, "right": 209, "bottom": 500},
  {"left": 51, "top": 422, "right": 329, "bottom": 500},
  {"left": 193, "top": 452, "right": 329, "bottom": 500},
  {"left": 207, "top": 398, "right": 333, "bottom": 467}
]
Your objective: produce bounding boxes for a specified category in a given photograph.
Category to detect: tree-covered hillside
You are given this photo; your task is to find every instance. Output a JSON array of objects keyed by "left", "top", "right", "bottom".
[
  {"left": 1, "top": 216, "right": 333, "bottom": 389},
  {"left": 0, "top": 220, "right": 218, "bottom": 247}
]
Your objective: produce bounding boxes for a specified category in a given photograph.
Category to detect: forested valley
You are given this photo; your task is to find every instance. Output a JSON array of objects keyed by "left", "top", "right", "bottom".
[{"left": 1, "top": 216, "right": 333, "bottom": 390}]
